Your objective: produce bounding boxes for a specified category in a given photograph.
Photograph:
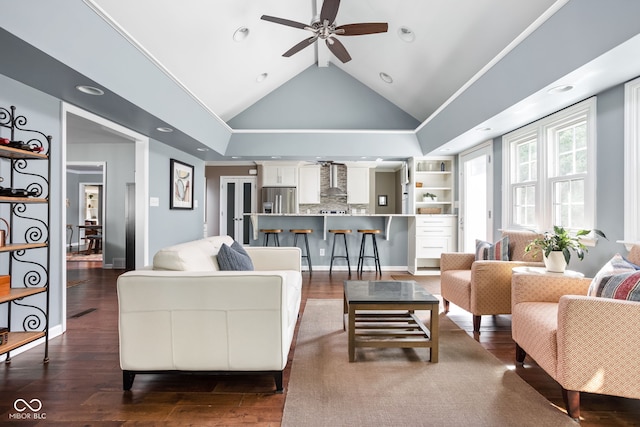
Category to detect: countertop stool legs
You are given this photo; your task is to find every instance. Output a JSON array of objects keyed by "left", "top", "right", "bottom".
[
  {"left": 357, "top": 229, "right": 382, "bottom": 276},
  {"left": 329, "top": 229, "right": 352, "bottom": 277},
  {"left": 260, "top": 229, "right": 282, "bottom": 246},
  {"left": 291, "top": 229, "right": 312, "bottom": 274}
]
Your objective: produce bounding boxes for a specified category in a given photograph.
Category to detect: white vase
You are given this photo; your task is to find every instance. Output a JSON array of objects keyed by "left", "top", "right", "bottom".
[{"left": 544, "top": 251, "right": 567, "bottom": 273}]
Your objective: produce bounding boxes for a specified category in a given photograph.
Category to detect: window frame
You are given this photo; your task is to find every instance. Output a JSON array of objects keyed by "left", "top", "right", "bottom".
[
  {"left": 624, "top": 77, "right": 640, "bottom": 247},
  {"left": 502, "top": 97, "right": 597, "bottom": 233}
]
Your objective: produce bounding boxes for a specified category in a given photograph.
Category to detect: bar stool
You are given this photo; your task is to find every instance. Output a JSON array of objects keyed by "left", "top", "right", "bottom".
[
  {"left": 290, "top": 229, "right": 312, "bottom": 274},
  {"left": 329, "top": 229, "right": 352, "bottom": 276},
  {"left": 357, "top": 229, "right": 382, "bottom": 276},
  {"left": 260, "top": 229, "right": 282, "bottom": 246}
]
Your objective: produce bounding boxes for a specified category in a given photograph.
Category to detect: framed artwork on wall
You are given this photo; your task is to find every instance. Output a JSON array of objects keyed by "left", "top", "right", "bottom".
[{"left": 170, "top": 159, "right": 194, "bottom": 209}]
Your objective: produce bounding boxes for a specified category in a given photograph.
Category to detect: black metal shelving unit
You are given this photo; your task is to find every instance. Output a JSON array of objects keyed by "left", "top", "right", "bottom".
[{"left": 0, "top": 105, "right": 51, "bottom": 363}]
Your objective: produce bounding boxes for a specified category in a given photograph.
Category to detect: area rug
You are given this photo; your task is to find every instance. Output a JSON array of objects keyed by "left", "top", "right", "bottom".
[{"left": 282, "top": 299, "right": 576, "bottom": 427}]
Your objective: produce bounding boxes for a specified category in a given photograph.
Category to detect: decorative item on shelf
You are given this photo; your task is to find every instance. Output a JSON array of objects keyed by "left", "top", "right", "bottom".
[
  {"left": 524, "top": 225, "right": 607, "bottom": 273},
  {"left": 0, "top": 218, "right": 8, "bottom": 247},
  {"left": 419, "top": 207, "right": 442, "bottom": 214},
  {"left": 0, "top": 137, "right": 44, "bottom": 153},
  {"left": 0, "top": 186, "right": 39, "bottom": 197},
  {"left": 0, "top": 275, "right": 9, "bottom": 295},
  {"left": 422, "top": 192, "right": 437, "bottom": 202},
  {"left": 0, "top": 327, "right": 8, "bottom": 345},
  {"left": 440, "top": 162, "right": 445, "bottom": 171},
  {"left": 415, "top": 182, "right": 423, "bottom": 187}
]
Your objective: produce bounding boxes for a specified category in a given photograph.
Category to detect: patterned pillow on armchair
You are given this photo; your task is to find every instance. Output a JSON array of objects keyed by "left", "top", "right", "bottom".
[{"left": 587, "top": 253, "right": 638, "bottom": 297}]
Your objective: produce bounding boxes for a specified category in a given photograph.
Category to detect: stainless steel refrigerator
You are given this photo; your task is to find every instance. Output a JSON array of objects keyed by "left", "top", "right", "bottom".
[{"left": 262, "top": 187, "right": 297, "bottom": 214}]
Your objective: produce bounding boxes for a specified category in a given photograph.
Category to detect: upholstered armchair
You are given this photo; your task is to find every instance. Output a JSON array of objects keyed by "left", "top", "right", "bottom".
[
  {"left": 440, "top": 229, "right": 543, "bottom": 333},
  {"left": 511, "top": 246, "right": 640, "bottom": 419}
]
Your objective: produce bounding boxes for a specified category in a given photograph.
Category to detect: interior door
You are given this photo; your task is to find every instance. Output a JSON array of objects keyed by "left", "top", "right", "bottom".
[
  {"left": 460, "top": 142, "right": 493, "bottom": 252},
  {"left": 220, "top": 177, "right": 256, "bottom": 244}
]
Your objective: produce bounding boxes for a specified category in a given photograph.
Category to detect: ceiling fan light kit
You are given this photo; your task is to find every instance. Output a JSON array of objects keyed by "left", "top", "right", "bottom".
[{"left": 261, "top": 0, "right": 388, "bottom": 63}]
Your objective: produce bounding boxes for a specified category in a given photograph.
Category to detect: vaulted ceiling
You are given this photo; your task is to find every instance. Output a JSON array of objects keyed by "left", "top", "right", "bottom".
[{"left": 1, "top": 1, "right": 640, "bottom": 162}]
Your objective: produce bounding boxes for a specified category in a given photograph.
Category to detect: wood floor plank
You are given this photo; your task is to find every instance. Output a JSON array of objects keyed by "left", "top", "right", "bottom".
[{"left": 0, "top": 263, "right": 637, "bottom": 425}]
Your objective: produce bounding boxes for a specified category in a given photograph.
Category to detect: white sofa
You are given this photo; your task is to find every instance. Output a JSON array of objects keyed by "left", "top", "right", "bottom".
[{"left": 116, "top": 235, "right": 302, "bottom": 392}]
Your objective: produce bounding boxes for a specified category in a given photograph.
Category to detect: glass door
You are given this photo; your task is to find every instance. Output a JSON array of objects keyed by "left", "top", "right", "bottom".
[
  {"left": 460, "top": 142, "right": 493, "bottom": 252},
  {"left": 220, "top": 177, "right": 256, "bottom": 244}
]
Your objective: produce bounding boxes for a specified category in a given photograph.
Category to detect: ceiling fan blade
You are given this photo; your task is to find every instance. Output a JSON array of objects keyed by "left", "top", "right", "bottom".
[
  {"left": 335, "top": 23, "right": 389, "bottom": 36},
  {"left": 325, "top": 37, "right": 351, "bottom": 63},
  {"left": 283, "top": 36, "right": 318, "bottom": 57},
  {"left": 261, "top": 15, "right": 309, "bottom": 30},
  {"left": 320, "top": 0, "right": 341, "bottom": 24}
]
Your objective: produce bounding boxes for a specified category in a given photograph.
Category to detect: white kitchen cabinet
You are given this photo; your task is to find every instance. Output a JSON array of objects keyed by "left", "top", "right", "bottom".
[
  {"left": 408, "top": 215, "right": 457, "bottom": 275},
  {"left": 262, "top": 164, "right": 298, "bottom": 187},
  {"left": 298, "top": 165, "right": 321, "bottom": 204},
  {"left": 346, "top": 167, "right": 370, "bottom": 204}
]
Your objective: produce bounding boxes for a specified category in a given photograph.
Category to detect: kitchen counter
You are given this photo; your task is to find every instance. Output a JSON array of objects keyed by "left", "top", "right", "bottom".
[
  {"left": 245, "top": 213, "right": 457, "bottom": 273},
  {"left": 248, "top": 213, "right": 454, "bottom": 241}
]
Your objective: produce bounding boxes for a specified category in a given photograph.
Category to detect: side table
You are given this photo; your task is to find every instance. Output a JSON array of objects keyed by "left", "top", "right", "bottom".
[{"left": 512, "top": 266, "right": 584, "bottom": 279}]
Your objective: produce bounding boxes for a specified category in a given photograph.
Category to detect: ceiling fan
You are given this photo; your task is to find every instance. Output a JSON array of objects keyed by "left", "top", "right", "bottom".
[{"left": 261, "top": 0, "right": 388, "bottom": 63}]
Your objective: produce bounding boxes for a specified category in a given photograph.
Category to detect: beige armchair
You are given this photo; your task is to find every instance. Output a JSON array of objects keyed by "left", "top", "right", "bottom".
[
  {"left": 511, "top": 246, "right": 640, "bottom": 419},
  {"left": 440, "top": 230, "right": 543, "bottom": 333}
]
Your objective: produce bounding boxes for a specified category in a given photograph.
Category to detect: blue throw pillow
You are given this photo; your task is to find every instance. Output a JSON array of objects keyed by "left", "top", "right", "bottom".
[{"left": 217, "top": 242, "right": 254, "bottom": 271}]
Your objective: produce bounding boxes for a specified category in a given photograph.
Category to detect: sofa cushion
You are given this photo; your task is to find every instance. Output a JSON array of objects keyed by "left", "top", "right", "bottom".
[
  {"left": 475, "top": 235, "right": 509, "bottom": 261},
  {"left": 587, "top": 253, "right": 637, "bottom": 297},
  {"left": 153, "top": 235, "right": 234, "bottom": 271},
  {"left": 217, "top": 242, "right": 254, "bottom": 271}
]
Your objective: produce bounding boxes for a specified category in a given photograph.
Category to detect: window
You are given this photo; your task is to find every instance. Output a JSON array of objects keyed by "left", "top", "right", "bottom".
[{"left": 503, "top": 98, "right": 596, "bottom": 232}]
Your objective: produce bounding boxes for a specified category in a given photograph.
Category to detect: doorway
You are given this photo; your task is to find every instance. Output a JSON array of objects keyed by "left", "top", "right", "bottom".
[
  {"left": 62, "top": 103, "right": 149, "bottom": 333},
  {"left": 219, "top": 177, "right": 256, "bottom": 245},
  {"left": 66, "top": 163, "right": 105, "bottom": 261},
  {"left": 459, "top": 141, "right": 494, "bottom": 252}
]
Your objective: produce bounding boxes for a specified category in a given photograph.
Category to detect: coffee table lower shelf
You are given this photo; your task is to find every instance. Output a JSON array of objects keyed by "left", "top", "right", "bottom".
[{"left": 345, "top": 306, "right": 439, "bottom": 363}]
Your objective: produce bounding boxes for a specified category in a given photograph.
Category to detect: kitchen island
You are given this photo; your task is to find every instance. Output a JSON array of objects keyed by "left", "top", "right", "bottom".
[{"left": 247, "top": 213, "right": 457, "bottom": 274}]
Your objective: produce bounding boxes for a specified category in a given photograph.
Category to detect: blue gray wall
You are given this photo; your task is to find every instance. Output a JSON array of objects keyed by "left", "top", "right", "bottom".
[
  {"left": 148, "top": 140, "right": 205, "bottom": 257},
  {"left": 228, "top": 65, "right": 420, "bottom": 130}
]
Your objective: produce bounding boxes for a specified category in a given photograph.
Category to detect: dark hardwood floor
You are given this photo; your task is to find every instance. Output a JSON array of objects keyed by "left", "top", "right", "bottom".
[{"left": 1, "top": 263, "right": 639, "bottom": 425}]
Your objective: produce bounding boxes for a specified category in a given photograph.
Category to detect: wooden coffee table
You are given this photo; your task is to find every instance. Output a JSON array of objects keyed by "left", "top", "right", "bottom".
[{"left": 343, "top": 280, "right": 440, "bottom": 362}]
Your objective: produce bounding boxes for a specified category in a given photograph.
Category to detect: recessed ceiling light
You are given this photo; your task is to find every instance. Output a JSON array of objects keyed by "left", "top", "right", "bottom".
[
  {"left": 231, "top": 156, "right": 241, "bottom": 159},
  {"left": 397, "top": 26, "right": 415, "bottom": 42},
  {"left": 156, "top": 127, "right": 173, "bottom": 133},
  {"left": 548, "top": 84, "right": 574, "bottom": 94},
  {"left": 75, "top": 85, "right": 104, "bottom": 96},
  {"left": 271, "top": 156, "right": 281, "bottom": 159},
  {"left": 233, "top": 27, "right": 250, "bottom": 42},
  {"left": 379, "top": 72, "right": 393, "bottom": 84},
  {"left": 197, "top": 147, "right": 209, "bottom": 152},
  {"left": 256, "top": 73, "right": 268, "bottom": 82}
]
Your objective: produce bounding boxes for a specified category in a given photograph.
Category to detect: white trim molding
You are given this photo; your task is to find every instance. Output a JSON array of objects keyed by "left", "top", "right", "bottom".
[{"left": 624, "top": 77, "right": 640, "bottom": 244}]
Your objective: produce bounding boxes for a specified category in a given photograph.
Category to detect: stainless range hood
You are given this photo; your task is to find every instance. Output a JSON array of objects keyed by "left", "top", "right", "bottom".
[{"left": 321, "top": 163, "right": 347, "bottom": 196}]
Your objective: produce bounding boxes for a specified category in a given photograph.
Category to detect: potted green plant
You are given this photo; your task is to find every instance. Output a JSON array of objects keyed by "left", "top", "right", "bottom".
[{"left": 524, "top": 225, "right": 607, "bottom": 272}]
